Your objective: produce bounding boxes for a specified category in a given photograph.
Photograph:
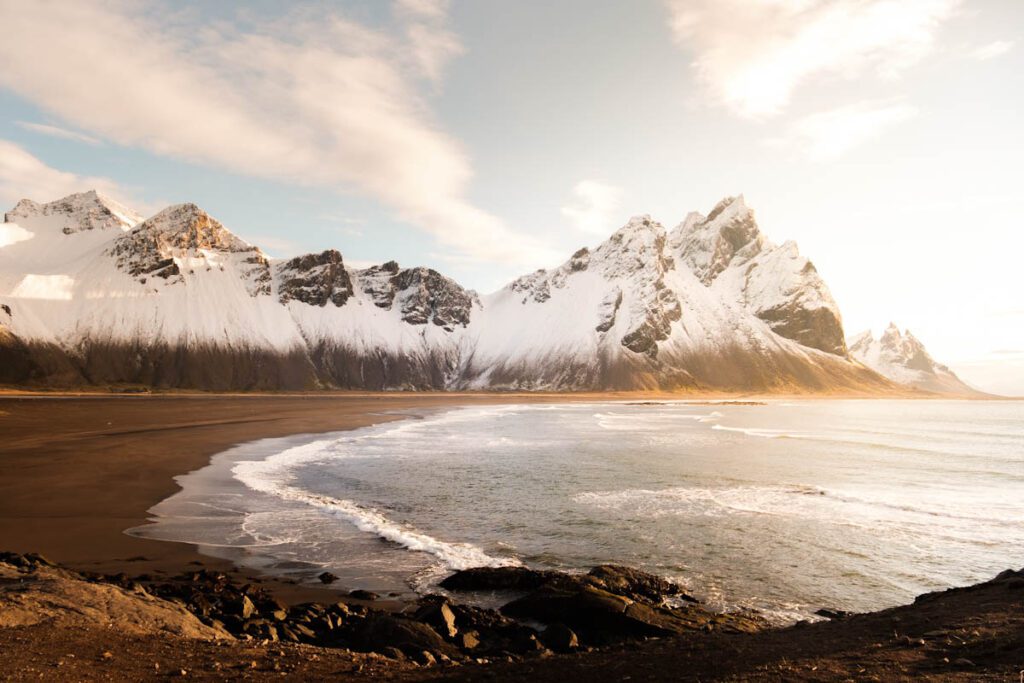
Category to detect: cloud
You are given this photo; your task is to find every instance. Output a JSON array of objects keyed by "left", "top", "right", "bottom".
[
  {"left": 767, "top": 100, "right": 918, "bottom": 160},
  {"left": 0, "top": 0, "right": 551, "bottom": 266},
  {"left": 393, "top": 0, "right": 464, "bottom": 83},
  {"left": 242, "top": 234, "right": 302, "bottom": 257},
  {"left": 562, "top": 180, "right": 624, "bottom": 235},
  {"left": 0, "top": 138, "right": 152, "bottom": 212},
  {"left": 665, "top": 0, "right": 959, "bottom": 118},
  {"left": 970, "top": 40, "right": 1013, "bottom": 61},
  {"left": 15, "top": 121, "right": 102, "bottom": 146}
]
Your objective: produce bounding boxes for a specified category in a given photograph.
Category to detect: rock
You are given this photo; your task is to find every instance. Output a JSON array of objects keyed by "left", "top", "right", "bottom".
[
  {"left": 458, "top": 632, "right": 480, "bottom": 650},
  {"left": 318, "top": 572, "right": 339, "bottom": 585},
  {"left": 540, "top": 623, "right": 578, "bottom": 651},
  {"left": 231, "top": 595, "right": 256, "bottom": 620},
  {"left": 586, "top": 565, "right": 695, "bottom": 603},
  {"left": 415, "top": 600, "right": 458, "bottom": 639},
  {"left": 349, "top": 589, "right": 379, "bottom": 601},
  {"left": 503, "top": 583, "right": 760, "bottom": 643},
  {"left": 814, "top": 608, "right": 851, "bottom": 620},
  {"left": 276, "top": 250, "right": 353, "bottom": 307},
  {"left": 355, "top": 615, "right": 459, "bottom": 659},
  {"left": 412, "top": 650, "right": 436, "bottom": 667},
  {"left": 439, "top": 567, "right": 561, "bottom": 592}
]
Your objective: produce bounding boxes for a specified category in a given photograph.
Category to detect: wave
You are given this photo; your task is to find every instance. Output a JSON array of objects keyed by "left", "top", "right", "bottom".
[
  {"left": 232, "top": 430, "right": 519, "bottom": 571},
  {"left": 573, "top": 483, "right": 1024, "bottom": 533},
  {"left": 710, "top": 424, "right": 807, "bottom": 438}
]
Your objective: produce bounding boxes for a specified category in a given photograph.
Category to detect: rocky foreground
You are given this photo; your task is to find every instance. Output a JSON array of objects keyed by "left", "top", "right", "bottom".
[{"left": 1, "top": 552, "right": 1022, "bottom": 681}]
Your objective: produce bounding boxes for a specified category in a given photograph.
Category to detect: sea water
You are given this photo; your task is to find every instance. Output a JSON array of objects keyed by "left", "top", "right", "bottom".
[{"left": 130, "top": 400, "right": 1024, "bottom": 622}]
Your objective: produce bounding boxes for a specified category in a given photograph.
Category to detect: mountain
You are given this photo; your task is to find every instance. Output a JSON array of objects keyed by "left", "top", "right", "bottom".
[
  {"left": 0, "top": 190, "right": 895, "bottom": 392},
  {"left": 849, "top": 324, "right": 980, "bottom": 395}
]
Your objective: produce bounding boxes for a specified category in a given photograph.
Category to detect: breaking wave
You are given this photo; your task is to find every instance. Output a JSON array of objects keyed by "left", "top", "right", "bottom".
[{"left": 232, "top": 424, "right": 519, "bottom": 572}]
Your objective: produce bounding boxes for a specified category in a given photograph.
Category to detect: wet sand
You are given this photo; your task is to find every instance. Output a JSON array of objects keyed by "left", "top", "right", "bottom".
[{"left": 0, "top": 392, "right": 642, "bottom": 594}]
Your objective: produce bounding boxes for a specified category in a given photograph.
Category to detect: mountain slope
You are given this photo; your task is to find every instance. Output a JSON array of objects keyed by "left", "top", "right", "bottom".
[
  {"left": 849, "top": 324, "right": 980, "bottom": 395},
  {"left": 1, "top": 191, "right": 894, "bottom": 392},
  {"left": 670, "top": 196, "right": 847, "bottom": 356}
]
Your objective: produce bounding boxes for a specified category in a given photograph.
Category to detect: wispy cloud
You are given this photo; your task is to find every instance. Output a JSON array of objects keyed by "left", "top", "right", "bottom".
[
  {"left": 665, "top": 0, "right": 959, "bottom": 118},
  {"left": 16, "top": 121, "right": 102, "bottom": 146},
  {"left": 393, "top": 0, "right": 464, "bottom": 84},
  {"left": 970, "top": 40, "right": 1013, "bottom": 61},
  {"left": 767, "top": 100, "right": 918, "bottom": 160},
  {"left": 562, "top": 180, "right": 624, "bottom": 235},
  {"left": 0, "top": 1, "right": 552, "bottom": 266},
  {"left": 0, "top": 138, "right": 153, "bottom": 213},
  {"left": 243, "top": 234, "right": 301, "bottom": 257}
]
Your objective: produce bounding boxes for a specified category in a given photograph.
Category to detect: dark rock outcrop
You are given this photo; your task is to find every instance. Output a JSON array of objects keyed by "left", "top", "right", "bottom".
[{"left": 277, "top": 250, "right": 353, "bottom": 307}]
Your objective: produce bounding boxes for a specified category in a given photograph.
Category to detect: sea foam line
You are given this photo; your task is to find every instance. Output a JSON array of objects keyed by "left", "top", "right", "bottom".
[{"left": 232, "top": 419, "right": 520, "bottom": 571}]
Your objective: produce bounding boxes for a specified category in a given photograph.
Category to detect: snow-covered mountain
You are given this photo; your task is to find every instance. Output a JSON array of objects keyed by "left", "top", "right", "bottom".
[
  {"left": 0, "top": 190, "right": 899, "bottom": 392},
  {"left": 849, "top": 324, "right": 980, "bottom": 395}
]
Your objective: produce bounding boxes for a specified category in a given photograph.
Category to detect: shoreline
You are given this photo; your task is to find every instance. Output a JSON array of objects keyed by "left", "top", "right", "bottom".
[
  {"left": 3, "top": 394, "right": 1023, "bottom": 680},
  {"left": 0, "top": 392, "right": 694, "bottom": 600},
  {"left": 2, "top": 393, "right": 1017, "bottom": 601}
]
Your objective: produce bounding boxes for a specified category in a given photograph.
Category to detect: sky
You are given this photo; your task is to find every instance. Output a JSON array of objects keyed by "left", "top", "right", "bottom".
[{"left": 0, "top": 0, "right": 1021, "bottom": 394}]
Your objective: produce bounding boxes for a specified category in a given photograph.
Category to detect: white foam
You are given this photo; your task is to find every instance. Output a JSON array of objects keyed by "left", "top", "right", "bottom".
[
  {"left": 574, "top": 484, "right": 830, "bottom": 519},
  {"left": 710, "top": 424, "right": 805, "bottom": 438},
  {"left": 232, "top": 414, "right": 521, "bottom": 571}
]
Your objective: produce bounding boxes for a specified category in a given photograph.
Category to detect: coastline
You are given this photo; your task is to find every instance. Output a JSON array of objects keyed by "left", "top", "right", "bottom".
[
  {"left": 2, "top": 393, "right": 1023, "bottom": 680},
  {"left": 0, "top": 391, "right": 691, "bottom": 594}
]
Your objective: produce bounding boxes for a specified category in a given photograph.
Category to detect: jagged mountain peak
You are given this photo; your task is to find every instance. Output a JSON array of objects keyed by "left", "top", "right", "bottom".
[
  {"left": 109, "top": 202, "right": 271, "bottom": 296},
  {"left": 669, "top": 195, "right": 845, "bottom": 356},
  {"left": 672, "top": 195, "right": 763, "bottom": 285},
  {"left": 4, "top": 189, "right": 142, "bottom": 235},
  {"left": 276, "top": 249, "right": 352, "bottom": 308},
  {"left": 1, "top": 189, "right": 900, "bottom": 392},
  {"left": 133, "top": 203, "right": 256, "bottom": 253},
  {"left": 850, "top": 325, "right": 979, "bottom": 395}
]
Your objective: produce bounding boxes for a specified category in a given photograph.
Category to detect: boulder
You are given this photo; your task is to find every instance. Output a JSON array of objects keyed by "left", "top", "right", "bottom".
[
  {"left": 587, "top": 565, "right": 695, "bottom": 603},
  {"left": 415, "top": 600, "right": 458, "bottom": 639},
  {"left": 540, "top": 623, "right": 578, "bottom": 651},
  {"left": 439, "top": 566, "right": 560, "bottom": 592},
  {"left": 355, "top": 615, "right": 459, "bottom": 658},
  {"left": 349, "top": 589, "right": 379, "bottom": 601}
]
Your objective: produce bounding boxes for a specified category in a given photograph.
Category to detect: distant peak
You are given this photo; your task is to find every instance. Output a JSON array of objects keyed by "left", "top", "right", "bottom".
[{"left": 4, "top": 189, "right": 141, "bottom": 233}]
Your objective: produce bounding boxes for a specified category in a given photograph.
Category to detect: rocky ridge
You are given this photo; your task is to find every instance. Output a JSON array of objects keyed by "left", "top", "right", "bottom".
[
  {"left": 0, "top": 190, "right": 954, "bottom": 393},
  {"left": 849, "top": 323, "right": 980, "bottom": 395},
  {"left": 670, "top": 196, "right": 847, "bottom": 356}
]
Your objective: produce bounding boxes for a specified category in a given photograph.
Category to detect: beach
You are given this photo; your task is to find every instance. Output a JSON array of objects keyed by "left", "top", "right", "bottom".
[{"left": 1, "top": 393, "right": 1021, "bottom": 681}]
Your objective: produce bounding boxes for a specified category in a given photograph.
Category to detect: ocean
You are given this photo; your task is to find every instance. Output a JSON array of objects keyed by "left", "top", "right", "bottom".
[{"left": 130, "top": 399, "right": 1024, "bottom": 622}]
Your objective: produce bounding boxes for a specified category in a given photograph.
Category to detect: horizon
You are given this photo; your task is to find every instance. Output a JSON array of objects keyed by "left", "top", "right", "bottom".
[{"left": 0, "top": 0, "right": 1021, "bottom": 394}]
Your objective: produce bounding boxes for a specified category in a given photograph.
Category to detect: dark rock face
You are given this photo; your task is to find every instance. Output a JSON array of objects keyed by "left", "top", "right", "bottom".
[
  {"left": 355, "top": 263, "right": 475, "bottom": 331},
  {"left": 357, "top": 261, "right": 402, "bottom": 308},
  {"left": 394, "top": 268, "right": 474, "bottom": 330},
  {"left": 757, "top": 295, "right": 848, "bottom": 356},
  {"left": 620, "top": 287, "right": 682, "bottom": 356},
  {"left": 277, "top": 250, "right": 353, "bottom": 307}
]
